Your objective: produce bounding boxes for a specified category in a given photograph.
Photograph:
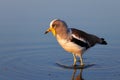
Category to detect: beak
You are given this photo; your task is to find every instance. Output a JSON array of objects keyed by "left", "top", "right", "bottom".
[
  {"left": 44, "top": 27, "right": 56, "bottom": 36},
  {"left": 44, "top": 28, "right": 50, "bottom": 34}
]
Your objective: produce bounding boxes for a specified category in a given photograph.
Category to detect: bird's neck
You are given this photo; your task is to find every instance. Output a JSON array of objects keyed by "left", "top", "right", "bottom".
[
  {"left": 56, "top": 29, "right": 71, "bottom": 40},
  {"left": 56, "top": 32, "right": 68, "bottom": 40}
]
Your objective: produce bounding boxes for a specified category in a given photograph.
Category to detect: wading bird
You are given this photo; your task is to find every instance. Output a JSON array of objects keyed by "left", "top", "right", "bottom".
[{"left": 45, "top": 19, "right": 107, "bottom": 67}]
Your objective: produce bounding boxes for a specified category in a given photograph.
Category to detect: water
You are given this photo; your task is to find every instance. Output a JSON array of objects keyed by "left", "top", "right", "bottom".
[{"left": 0, "top": 0, "right": 120, "bottom": 80}]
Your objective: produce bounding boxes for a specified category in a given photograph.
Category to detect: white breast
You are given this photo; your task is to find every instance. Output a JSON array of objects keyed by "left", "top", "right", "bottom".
[{"left": 57, "top": 39, "right": 85, "bottom": 54}]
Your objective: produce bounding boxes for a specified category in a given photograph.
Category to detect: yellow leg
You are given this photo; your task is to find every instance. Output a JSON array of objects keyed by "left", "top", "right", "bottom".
[
  {"left": 80, "top": 55, "right": 84, "bottom": 66},
  {"left": 73, "top": 54, "right": 77, "bottom": 66}
]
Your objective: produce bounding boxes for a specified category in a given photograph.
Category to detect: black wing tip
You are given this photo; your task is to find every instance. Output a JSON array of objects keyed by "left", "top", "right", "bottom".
[{"left": 101, "top": 38, "right": 107, "bottom": 45}]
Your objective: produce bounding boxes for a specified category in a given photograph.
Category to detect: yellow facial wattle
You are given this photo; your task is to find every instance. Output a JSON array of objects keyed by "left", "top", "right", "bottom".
[{"left": 45, "top": 27, "right": 56, "bottom": 36}]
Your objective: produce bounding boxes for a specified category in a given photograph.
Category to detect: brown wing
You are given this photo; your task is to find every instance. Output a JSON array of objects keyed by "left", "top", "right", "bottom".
[{"left": 71, "top": 28, "right": 102, "bottom": 47}]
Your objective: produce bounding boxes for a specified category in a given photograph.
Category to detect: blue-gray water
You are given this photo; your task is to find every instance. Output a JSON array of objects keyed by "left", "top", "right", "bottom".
[{"left": 0, "top": 0, "right": 120, "bottom": 80}]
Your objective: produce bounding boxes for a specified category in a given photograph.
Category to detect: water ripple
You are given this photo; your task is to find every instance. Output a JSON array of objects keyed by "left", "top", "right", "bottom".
[{"left": 0, "top": 43, "right": 59, "bottom": 80}]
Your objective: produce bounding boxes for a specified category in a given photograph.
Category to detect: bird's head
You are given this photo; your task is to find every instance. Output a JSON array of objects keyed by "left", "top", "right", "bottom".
[{"left": 44, "top": 19, "right": 68, "bottom": 36}]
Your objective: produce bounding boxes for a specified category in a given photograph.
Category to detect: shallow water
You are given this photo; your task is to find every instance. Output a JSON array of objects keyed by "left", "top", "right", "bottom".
[
  {"left": 1, "top": 34, "right": 120, "bottom": 80},
  {"left": 0, "top": 0, "right": 120, "bottom": 80}
]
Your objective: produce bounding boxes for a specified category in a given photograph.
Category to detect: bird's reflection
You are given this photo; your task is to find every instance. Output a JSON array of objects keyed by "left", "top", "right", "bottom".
[
  {"left": 72, "top": 69, "right": 84, "bottom": 80},
  {"left": 71, "top": 63, "right": 95, "bottom": 80},
  {"left": 56, "top": 62, "right": 95, "bottom": 80}
]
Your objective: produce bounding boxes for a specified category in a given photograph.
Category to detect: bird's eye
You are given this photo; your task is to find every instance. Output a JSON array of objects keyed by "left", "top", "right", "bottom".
[{"left": 52, "top": 24, "right": 56, "bottom": 28}]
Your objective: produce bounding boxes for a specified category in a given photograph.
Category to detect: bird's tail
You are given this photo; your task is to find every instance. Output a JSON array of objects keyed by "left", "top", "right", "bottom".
[{"left": 100, "top": 38, "right": 107, "bottom": 45}]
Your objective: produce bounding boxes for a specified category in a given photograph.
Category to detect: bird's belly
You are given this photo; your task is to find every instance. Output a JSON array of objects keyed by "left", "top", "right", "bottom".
[{"left": 58, "top": 39, "right": 85, "bottom": 53}]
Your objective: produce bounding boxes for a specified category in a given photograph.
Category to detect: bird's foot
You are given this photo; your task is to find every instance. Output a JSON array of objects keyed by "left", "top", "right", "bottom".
[
  {"left": 72, "top": 64, "right": 85, "bottom": 69},
  {"left": 72, "top": 64, "right": 79, "bottom": 69},
  {"left": 79, "top": 63, "right": 84, "bottom": 68},
  {"left": 73, "top": 64, "right": 77, "bottom": 67}
]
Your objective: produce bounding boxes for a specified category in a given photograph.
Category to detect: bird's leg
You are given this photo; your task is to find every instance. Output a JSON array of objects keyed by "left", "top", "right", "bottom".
[
  {"left": 73, "top": 54, "right": 77, "bottom": 66},
  {"left": 80, "top": 55, "right": 84, "bottom": 66}
]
